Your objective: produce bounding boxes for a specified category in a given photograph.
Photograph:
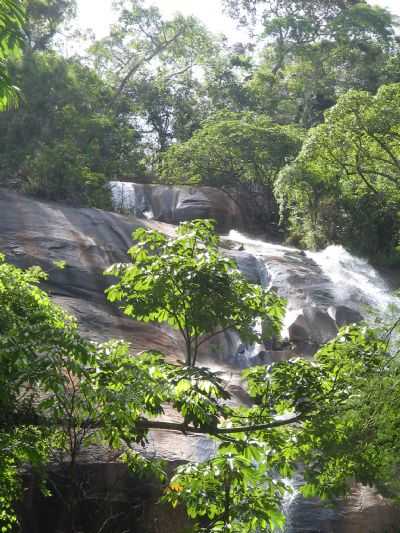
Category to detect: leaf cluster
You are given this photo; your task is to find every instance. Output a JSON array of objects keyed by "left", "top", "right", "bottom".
[
  {"left": 106, "top": 219, "right": 285, "bottom": 366},
  {"left": 0, "top": 0, "right": 25, "bottom": 110}
]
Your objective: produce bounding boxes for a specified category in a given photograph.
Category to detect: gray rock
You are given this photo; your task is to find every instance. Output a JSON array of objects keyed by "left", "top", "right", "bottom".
[
  {"left": 328, "top": 305, "right": 363, "bottom": 328},
  {"left": 286, "top": 479, "right": 400, "bottom": 533},
  {"left": 225, "top": 250, "right": 266, "bottom": 284},
  {"left": 110, "top": 182, "right": 243, "bottom": 232},
  {"left": 289, "top": 307, "right": 338, "bottom": 345},
  {"left": 2, "top": 189, "right": 400, "bottom": 533}
]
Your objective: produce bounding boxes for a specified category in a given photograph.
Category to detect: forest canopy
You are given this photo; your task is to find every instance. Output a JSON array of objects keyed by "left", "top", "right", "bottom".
[{"left": 1, "top": 0, "right": 399, "bottom": 260}]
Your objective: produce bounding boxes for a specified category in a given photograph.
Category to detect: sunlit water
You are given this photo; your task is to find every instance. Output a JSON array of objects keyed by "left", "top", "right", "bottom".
[
  {"left": 225, "top": 231, "right": 400, "bottom": 325},
  {"left": 307, "top": 245, "right": 400, "bottom": 315},
  {"left": 224, "top": 232, "right": 400, "bottom": 532},
  {"left": 109, "top": 181, "right": 154, "bottom": 219}
]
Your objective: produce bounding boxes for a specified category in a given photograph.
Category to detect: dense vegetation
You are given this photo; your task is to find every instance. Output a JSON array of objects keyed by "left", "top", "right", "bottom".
[
  {"left": 2, "top": 1, "right": 400, "bottom": 531},
  {"left": 0, "top": 0, "right": 25, "bottom": 109},
  {"left": 1, "top": 0, "right": 400, "bottom": 259},
  {"left": 2, "top": 223, "right": 400, "bottom": 532}
]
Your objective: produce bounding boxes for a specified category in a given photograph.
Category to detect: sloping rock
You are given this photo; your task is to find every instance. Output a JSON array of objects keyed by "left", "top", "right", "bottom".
[
  {"left": 2, "top": 189, "right": 400, "bottom": 533},
  {"left": 0, "top": 189, "right": 182, "bottom": 354},
  {"left": 225, "top": 249, "right": 267, "bottom": 284},
  {"left": 0, "top": 188, "right": 140, "bottom": 300},
  {"left": 286, "top": 480, "right": 400, "bottom": 533}
]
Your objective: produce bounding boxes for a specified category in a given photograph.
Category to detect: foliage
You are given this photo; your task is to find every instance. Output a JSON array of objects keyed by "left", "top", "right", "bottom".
[
  {"left": 3, "top": 223, "right": 400, "bottom": 531},
  {"left": 4, "top": 0, "right": 400, "bottom": 528},
  {"left": 277, "top": 83, "right": 400, "bottom": 259},
  {"left": 160, "top": 321, "right": 400, "bottom": 530},
  {"left": 164, "top": 444, "right": 287, "bottom": 532},
  {"left": 224, "top": 0, "right": 395, "bottom": 48},
  {"left": 90, "top": 0, "right": 216, "bottom": 154},
  {"left": 0, "top": 51, "right": 145, "bottom": 206},
  {"left": 0, "top": 0, "right": 25, "bottom": 110},
  {"left": 248, "top": 38, "right": 396, "bottom": 128},
  {"left": 106, "top": 219, "right": 285, "bottom": 366},
  {"left": 23, "top": 0, "right": 76, "bottom": 51},
  {"left": 225, "top": 0, "right": 397, "bottom": 127},
  {"left": 160, "top": 111, "right": 303, "bottom": 190},
  {"left": 0, "top": 253, "right": 84, "bottom": 529}
]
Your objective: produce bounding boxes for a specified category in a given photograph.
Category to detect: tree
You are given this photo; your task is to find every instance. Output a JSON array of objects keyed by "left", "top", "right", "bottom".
[
  {"left": 224, "top": 0, "right": 394, "bottom": 54},
  {"left": 276, "top": 83, "right": 400, "bottom": 260},
  {"left": 90, "top": 0, "right": 217, "bottom": 155},
  {"left": 0, "top": 51, "right": 145, "bottom": 206},
  {"left": 0, "top": 0, "right": 25, "bottom": 110},
  {"left": 0, "top": 253, "right": 177, "bottom": 531},
  {"left": 23, "top": 0, "right": 76, "bottom": 51},
  {"left": 92, "top": 1, "right": 212, "bottom": 95},
  {"left": 106, "top": 220, "right": 285, "bottom": 367},
  {"left": 104, "top": 220, "right": 400, "bottom": 530},
  {"left": 225, "top": 0, "right": 397, "bottom": 127},
  {"left": 159, "top": 111, "right": 303, "bottom": 190},
  {"left": 247, "top": 37, "right": 396, "bottom": 127}
]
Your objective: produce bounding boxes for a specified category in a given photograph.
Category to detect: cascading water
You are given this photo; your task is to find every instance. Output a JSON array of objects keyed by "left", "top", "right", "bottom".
[
  {"left": 225, "top": 231, "right": 400, "bottom": 331},
  {"left": 223, "top": 231, "right": 400, "bottom": 532},
  {"left": 109, "top": 181, "right": 154, "bottom": 219},
  {"left": 107, "top": 183, "right": 400, "bottom": 531},
  {"left": 307, "top": 245, "right": 400, "bottom": 316}
]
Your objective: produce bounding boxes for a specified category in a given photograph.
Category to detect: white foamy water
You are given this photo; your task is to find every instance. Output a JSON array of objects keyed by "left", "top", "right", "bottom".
[
  {"left": 226, "top": 232, "right": 399, "bottom": 322},
  {"left": 224, "top": 233, "right": 400, "bottom": 532},
  {"left": 308, "top": 245, "right": 400, "bottom": 317},
  {"left": 226, "top": 230, "right": 296, "bottom": 257},
  {"left": 110, "top": 181, "right": 154, "bottom": 219}
]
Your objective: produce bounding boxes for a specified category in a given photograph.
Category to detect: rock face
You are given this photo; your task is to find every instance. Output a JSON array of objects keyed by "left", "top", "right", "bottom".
[
  {"left": 0, "top": 188, "right": 181, "bottom": 353},
  {"left": 328, "top": 305, "right": 364, "bottom": 327},
  {"left": 225, "top": 249, "right": 268, "bottom": 285},
  {"left": 287, "top": 305, "right": 364, "bottom": 348},
  {"left": 1, "top": 188, "right": 399, "bottom": 533},
  {"left": 286, "top": 480, "right": 400, "bottom": 533},
  {"left": 288, "top": 307, "right": 339, "bottom": 345},
  {"left": 110, "top": 181, "right": 243, "bottom": 232},
  {"left": 22, "top": 462, "right": 191, "bottom": 533}
]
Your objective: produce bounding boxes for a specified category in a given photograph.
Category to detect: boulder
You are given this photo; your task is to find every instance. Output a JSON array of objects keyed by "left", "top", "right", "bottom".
[
  {"left": 225, "top": 249, "right": 269, "bottom": 285},
  {"left": 288, "top": 307, "right": 338, "bottom": 345},
  {"left": 110, "top": 182, "right": 243, "bottom": 232},
  {"left": 328, "top": 305, "right": 363, "bottom": 328},
  {"left": 285, "top": 480, "right": 400, "bottom": 533}
]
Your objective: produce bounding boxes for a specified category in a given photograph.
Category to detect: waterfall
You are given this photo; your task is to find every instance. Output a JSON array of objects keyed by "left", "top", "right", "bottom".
[
  {"left": 308, "top": 245, "right": 400, "bottom": 317},
  {"left": 223, "top": 231, "right": 400, "bottom": 532},
  {"left": 225, "top": 231, "right": 400, "bottom": 328},
  {"left": 109, "top": 181, "right": 154, "bottom": 219}
]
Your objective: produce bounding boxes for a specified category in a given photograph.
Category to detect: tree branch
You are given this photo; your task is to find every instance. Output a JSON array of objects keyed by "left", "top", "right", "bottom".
[{"left": 136, "top": 413, "right": 304, "bottom": 435}]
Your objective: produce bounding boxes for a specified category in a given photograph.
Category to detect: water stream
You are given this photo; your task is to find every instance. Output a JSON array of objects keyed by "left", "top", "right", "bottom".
[
  {"left": 225, "top": 230, "right": 400, "bottom": 330},
  {"left": 224, "top": 231, "right": 400, "bottom": 532}
]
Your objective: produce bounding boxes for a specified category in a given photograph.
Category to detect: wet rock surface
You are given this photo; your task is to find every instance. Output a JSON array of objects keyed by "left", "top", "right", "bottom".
[
  {"left": 328, "top": 305, "right": 364, "bottom": 327},
  {"left": 225, "top": 249, "right": 268, "bottom": 285},
  {"left": 1, "top": 189, "right": 399, "bottom": 533},
  {"left": 285, "top": 479, "right": 400, "bottom": 533}
]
